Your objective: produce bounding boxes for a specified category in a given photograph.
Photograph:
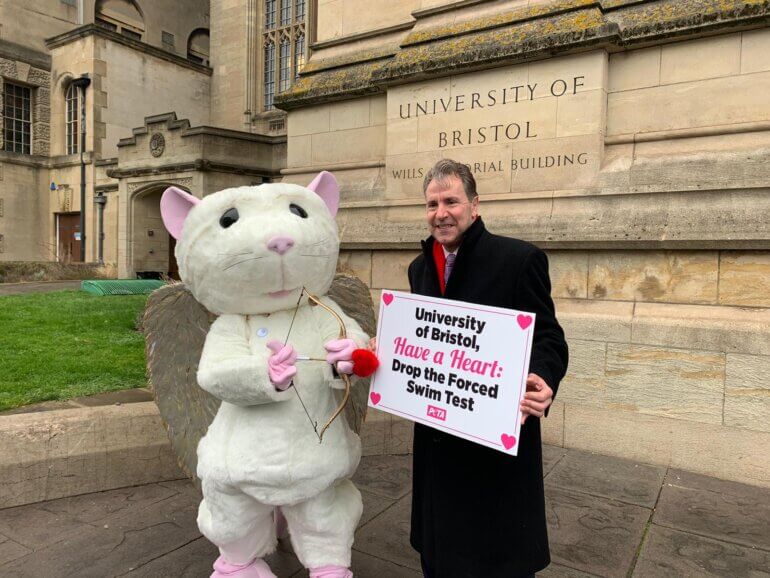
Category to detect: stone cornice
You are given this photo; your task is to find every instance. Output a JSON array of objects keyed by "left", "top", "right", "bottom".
[
  {"left": 275, "top": 0, "right": 770, "bottom": 110},
  {"left": 106, "top": 159, "right": 281, "bottom": 179},
  {"left": 116, "top": 112, "right": 286, "bottom": 149},
  {"left": 45, "top": 24, "right": 213, "bottom": 76},
  {"left": 310, "top": 22, "right": 414, "bottom": 51},
  {"left": 0, "top": 39, "right": 51, "bottom": 70}
]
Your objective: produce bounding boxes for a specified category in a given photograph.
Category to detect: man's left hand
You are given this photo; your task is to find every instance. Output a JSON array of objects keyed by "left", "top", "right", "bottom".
[{"left": 520, "top": 373, "right": 553, "bottom": 425}]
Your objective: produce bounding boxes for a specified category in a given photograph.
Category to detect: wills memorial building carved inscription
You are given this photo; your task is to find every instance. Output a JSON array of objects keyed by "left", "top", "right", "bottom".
[{"left": 385, "top": 52, "right": 606, "bottom": 198}]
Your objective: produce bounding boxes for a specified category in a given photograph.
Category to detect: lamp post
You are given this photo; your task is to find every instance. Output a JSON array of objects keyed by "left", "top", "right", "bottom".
[{"left": 70, "top": 74, "right": 91, "bottom": 262}]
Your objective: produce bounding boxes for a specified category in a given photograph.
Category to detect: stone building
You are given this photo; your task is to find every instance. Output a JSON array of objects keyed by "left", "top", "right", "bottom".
[{"left": 1, "top": 0, "right": 768, "bottom": 486}]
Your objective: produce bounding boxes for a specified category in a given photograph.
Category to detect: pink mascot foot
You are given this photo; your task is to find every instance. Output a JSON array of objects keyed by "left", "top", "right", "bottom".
[
  {"left": 211, "top": 556, "right": 277, "bottom": 578},
  {"left": 309, "top": 565, "right": 353, "bottom": 578}
]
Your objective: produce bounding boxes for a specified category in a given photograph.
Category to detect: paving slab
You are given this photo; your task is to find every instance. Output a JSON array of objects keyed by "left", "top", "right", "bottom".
[
  {"left": 545, "top": 486, "right": 651, "bottom": 578},
  {"left": 546, "top": 448, "right": 666, "bottom": 508},
  {"left": 0, "top": 482, "right": 180, "bottom": 548},
  {"left": 346, "top": 550, "right": 422, "bottom": 578},
  {"left": 352, "top": 454, "right": 412, "bottom": 500},
  {"left": 632, "top": 525, "right": 770, "bottom": 578},
  {"left": 0, "top": 498, "right": 100, "bottom": 550},
  {"left": 655, "top": 468, "right": 770, "bottom": 550},
  {"left": 0, "top": 532, "right": 30, "bottom": 566},
  {"left": 539, "top": 563, "right": 603, "bottom": 577},
  {"left": 121, "top": 536, "right": 217, "bottom": 577},
  {"left": 543, "top": 444, "right": 567, "bottom": 477},
  {"left": 1, "top": 487, "right": 201, "bottom": 577},
  {"left": 354, "top": 493, "right": 421, "bottom": 572},
  {"left": 359, "top": 489, "right": 396, "bottom": 527}
]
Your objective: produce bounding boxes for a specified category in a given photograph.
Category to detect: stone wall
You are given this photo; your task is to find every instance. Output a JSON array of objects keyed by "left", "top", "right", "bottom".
[
  {"left": 0, "top": 43, "right": 52, "bottom": 262},
  {"left": 0, "top": 156, "right": 50, "bottom": 261},
  {"left": 279, "top": 1, "right": 770, "bottom": 486}
]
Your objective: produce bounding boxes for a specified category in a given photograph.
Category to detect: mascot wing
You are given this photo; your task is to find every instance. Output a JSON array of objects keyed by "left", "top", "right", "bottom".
[
  {"left": 327, "top": 273, "right": 376, "bottom": 435},
  {"left": 143, "top": 283, "right": 219, "bottom": 485},
  {"left": 144, "top": 274, "right": 376, "bottom": 484}
]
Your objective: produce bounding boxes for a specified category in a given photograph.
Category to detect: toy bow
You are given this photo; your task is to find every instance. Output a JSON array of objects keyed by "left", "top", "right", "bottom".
[{"left": 282, "top": 286, "right": 352, "bottom": 443}]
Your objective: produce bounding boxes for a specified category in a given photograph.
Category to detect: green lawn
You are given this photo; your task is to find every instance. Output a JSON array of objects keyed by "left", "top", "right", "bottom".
[{"left": 0, "top": 290, "right": 149, "bottom": 411}]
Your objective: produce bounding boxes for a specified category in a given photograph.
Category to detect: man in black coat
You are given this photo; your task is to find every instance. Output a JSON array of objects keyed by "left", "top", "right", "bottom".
[{"left": 407, "top": 159, "right": 568, "bottom": 577}]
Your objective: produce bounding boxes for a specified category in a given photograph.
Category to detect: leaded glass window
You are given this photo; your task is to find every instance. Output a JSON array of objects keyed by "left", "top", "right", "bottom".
[
  {"left": 279, "top": 37, "right": 291, "bottom": 92},
  {"left": 66, "top": 83, "right": 79, "bottom": 155},
  {"left": 262, "top": 0, "right": 307, "bottom": 111},
  {"left": 264, "top": 41, "right": 276, "bottom": 110},
  {"left": 265, "top": 0, "right": 276, "bottom": 29},
  {"left": 3, "top": 82, "right": 32, "bottom": 155},
  {"left": 294, "top": 34, "right": 305, "bottom": 81},
  {"left": 280, "top": 0, "right": 291, "bottom": 26}
]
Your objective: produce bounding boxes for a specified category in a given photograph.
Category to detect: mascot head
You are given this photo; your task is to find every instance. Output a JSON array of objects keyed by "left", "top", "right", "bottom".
[{"left": 160, "top": 172, "right": 341, "bottom": 315}]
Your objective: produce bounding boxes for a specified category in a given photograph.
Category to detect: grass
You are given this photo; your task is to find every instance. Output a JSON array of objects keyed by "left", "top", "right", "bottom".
[{"left": 0, "top": 290, "right": 149, "bottom": 411}]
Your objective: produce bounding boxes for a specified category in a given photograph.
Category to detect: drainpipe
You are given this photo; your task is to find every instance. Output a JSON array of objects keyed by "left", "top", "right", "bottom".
[
  {"left": 71, "top": 74, "right": 91, "bottom": 262},
  {"left": 94, "top": 193, "right": 106, "bottom": 264}
]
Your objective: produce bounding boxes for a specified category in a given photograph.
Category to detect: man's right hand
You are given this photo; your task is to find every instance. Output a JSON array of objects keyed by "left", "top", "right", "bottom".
[{"left": 368, "top": 337, "right": 377, "bottom": 352}]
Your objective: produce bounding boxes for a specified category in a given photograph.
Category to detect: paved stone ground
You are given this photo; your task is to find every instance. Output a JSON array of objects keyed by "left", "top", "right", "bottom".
[{"left": 0, "top": 446, "right": 768, "bottom": 578}]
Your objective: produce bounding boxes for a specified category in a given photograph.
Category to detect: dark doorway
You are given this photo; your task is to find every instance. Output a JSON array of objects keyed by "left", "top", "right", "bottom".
[
  {"left": 57, "top": 213, "right": 82, "bottom": 262},
  {"left": 168, "top": 235, "right": 179, "bottom": 279}
]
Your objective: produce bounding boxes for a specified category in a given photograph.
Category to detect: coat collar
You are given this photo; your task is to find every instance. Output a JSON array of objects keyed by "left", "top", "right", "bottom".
[{"left": 421, "top": 217, "right": 486, "bottom": 296}]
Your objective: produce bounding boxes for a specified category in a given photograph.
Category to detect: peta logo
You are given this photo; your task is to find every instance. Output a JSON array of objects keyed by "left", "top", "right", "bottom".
[{"left": 426, "top": 405, "right": 447, "bottom": 421}]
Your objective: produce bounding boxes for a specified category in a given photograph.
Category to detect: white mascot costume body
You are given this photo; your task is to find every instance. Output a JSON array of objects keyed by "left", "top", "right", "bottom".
[{"left": 160, "top": 172, "right": 367, "bottom": 578}]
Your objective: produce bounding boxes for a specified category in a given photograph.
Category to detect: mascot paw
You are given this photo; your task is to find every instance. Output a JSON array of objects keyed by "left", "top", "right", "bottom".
[
  {"left": 266, "top": 340, "right": 298, "bottom": 390},
  {"left": 212, "top": 556, "right": 277, "bottom": 578},
  {"left": 309, "top": 565, "right": 353, "bottom": 578},
  {"left": 324, "top": 338, "right": 357, "bottom": 374}
]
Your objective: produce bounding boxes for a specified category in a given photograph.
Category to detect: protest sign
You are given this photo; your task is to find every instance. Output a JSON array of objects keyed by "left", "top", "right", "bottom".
[{"left": 368, "top": 290, "right": 535, "bottom": 455}]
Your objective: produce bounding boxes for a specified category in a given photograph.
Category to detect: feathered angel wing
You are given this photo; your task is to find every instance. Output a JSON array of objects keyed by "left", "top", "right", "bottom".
[
  {"left": 144, "top": 274, "right": 377, "bottom": 483},
  {"left": 327, "top": 273, "right": 377, "bottom": 435},
  {"left": 143, "top": 283, "right": 219, "bottom": 485}
]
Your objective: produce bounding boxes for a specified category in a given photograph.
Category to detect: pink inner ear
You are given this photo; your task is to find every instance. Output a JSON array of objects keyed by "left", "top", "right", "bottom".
[
  {"left": 307, "top": 171, "right": 340, "bottom": 216},
  {"left": 161, "top": 186, "right": 200, "bottom": 239}
]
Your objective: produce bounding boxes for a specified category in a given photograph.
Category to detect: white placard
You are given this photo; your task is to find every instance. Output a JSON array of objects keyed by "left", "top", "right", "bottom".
[{"left": 368, "top": 290, "right": 535, "bottom": 455}]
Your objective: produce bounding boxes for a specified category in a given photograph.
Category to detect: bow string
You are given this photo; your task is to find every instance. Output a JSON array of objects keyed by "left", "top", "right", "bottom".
[{"left": 282, "top": 286, "right": 352, "bottom": 443}]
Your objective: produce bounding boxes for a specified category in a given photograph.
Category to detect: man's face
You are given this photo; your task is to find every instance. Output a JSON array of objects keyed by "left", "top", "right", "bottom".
[{"left": 425, "top": 174, "right": 478, "bottom": 252}]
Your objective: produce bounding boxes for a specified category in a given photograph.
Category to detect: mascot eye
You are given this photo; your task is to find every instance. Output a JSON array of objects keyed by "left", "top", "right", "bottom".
[
  {"left": 219, "top": 208, "right": 239, "bottom": 228},
  {"left": 289, "top": 203, "right": 308, "bottom": 218}
]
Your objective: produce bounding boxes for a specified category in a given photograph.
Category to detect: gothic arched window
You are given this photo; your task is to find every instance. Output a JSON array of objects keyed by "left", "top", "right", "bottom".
[
  {"left": 262, "top": 0, "right": 307, "bottom": 111},
  {"left": 95, "top": 0, "right": 145, "bottom": 41},
  {"left": 187, "top": 29, "right": 210, "bottom": 66},
  {"left": 66, "top": 82, "right": 79, "bottom": 155}
]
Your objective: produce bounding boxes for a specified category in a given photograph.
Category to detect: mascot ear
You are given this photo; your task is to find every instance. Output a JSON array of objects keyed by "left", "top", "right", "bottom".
[
  {"left": 161, "top": 186, "right": 200, "bottom": 240},
  {"left": 307, "top": 171, "right": 340, "bottom": 217}
]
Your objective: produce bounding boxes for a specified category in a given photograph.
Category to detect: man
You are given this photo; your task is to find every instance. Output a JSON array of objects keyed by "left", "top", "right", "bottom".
[{"left": 407, "top": 159, "right": 568, "bottom": 577}]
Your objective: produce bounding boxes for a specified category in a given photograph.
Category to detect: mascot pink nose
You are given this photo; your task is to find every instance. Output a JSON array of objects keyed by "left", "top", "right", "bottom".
[{"left": 267, "top": 236, "right": 295, "bottom": 255}]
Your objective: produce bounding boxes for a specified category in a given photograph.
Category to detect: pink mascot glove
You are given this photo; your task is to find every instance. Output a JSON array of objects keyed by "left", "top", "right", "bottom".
[
  {"left": 266, "top": 340, "right": 297, "bottom": 390},
  {"left": 324, "top": 338, "right": 357, "bottom": 374}
]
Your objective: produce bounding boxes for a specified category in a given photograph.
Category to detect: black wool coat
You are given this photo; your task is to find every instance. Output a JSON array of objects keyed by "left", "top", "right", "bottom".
[{"left": 407, "top": 217, "right": 568, "bottom": 578}]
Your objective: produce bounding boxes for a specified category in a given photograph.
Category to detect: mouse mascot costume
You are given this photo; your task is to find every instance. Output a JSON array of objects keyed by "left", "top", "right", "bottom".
[{"left": 156, "top": 172, "right": 376, "bottom": 578}]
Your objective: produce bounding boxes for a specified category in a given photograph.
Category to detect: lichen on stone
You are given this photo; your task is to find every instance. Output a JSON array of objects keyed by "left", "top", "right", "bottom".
[
  {"left": 276, "top": 0, "right": 770, "bottom": 110},
  {"left": 403, "top": 0, "right": 597, "bottom": 47}
]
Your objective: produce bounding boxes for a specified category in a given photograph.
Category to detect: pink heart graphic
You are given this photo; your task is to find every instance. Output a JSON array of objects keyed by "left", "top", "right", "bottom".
[
  {"left": 517, "top": 314, "right": 532, "bottom": 330},
  {"left": 370, "top": 392, "right": 382, "bottom": 405},
  {"left": 382, "top": 293, "right": 394, "bottom": 306},
  {"left": 500, "top": 434, "right": 517, "bottom": 450}
]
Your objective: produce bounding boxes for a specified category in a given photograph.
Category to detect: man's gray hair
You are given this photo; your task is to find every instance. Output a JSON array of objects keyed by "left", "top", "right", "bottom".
[{"left": 422, "top": 159, "right": 478, "bottom": 201}]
